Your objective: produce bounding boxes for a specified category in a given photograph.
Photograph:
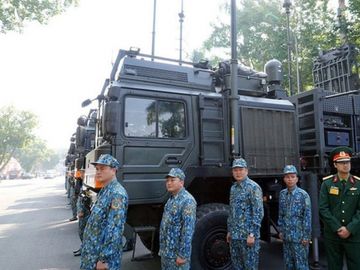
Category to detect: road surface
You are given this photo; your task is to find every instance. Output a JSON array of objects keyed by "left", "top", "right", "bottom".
[{"left": 0, "top": 177, "right": 331, "bottom": 269}]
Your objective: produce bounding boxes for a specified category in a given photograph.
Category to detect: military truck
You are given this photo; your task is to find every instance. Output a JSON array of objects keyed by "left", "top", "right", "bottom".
[
  {"left": 74, "top": 109, "right": 97, "bottom": 177},
  {"left": 290, "top": 43, "right": 360, "bottom": 176},
  {"left": 83, "top": 48, "right": 300, "bottom": 269},
  {"left": 286, "top": 43, "right": 360, "bottom": 268}
]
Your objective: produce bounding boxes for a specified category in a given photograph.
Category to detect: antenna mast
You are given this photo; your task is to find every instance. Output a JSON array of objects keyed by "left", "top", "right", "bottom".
[
  {"left": 151, "top": 0, "right": 157, "bottom": 60},
  {"left": 179, "top": 0, "right": 185, "bottom": 63}
]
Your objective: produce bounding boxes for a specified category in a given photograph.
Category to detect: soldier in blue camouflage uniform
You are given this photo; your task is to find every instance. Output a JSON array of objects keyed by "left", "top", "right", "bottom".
[
  {"left": 278, "top": 165, "right": 312, "bottom": 270},
  {"left": 77, "top": 189, "right": 91, "bottom": 242},
  {"left": 227, "top": 158, "right": 264, "bottom": 270},
  {"left": 159, "top": 168, "right": 197, "bottom": 270},
  {"left": 80, "top": 154, "right": 128, "bottom": 270},
  {"left": 73, "top": 187, "right": 91, "bottom": 257},
  {"left": 69, "top": 170, "right": 78, "bottom": 221}
]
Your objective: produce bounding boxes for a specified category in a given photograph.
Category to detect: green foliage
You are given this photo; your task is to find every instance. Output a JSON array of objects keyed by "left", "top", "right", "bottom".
[
  {"left": 345, "top": 0, "right": 360, "bottom": 45},
  {"left": 201, "top": 0, "right": 345, "bottom": 93},
  {"left": 0, "top": 0, "right": 78, "bottom": 33},
  {"left": 0, "top": 106, "right": 60, "bottom": 172},
  {"left": 14, "top": 137, "right": 60, "bottom": 172},
  {"left": 0, "top": 105, "right": 37, "bottom": 171},
  {"left": 40, "top": 149, "right": 60, "bottom": 171},
  {"left": 291, "top": 0, "right": 336, "bottom": 90}
]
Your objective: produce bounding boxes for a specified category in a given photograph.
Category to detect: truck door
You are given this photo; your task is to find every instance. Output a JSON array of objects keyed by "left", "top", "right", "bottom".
[{"left": 116, "top": 89, "right": 194, "bottom": 203}]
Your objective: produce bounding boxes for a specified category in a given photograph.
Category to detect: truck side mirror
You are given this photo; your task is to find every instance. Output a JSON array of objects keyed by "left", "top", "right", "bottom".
[{"left": 102, "top": 101, "right": 121, "bottom": 136}]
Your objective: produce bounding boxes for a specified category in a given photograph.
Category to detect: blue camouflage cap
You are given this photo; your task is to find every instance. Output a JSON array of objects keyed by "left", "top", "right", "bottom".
[
  {"left": 283, "top": 165, "right": 297, "bottom": 175},
  {"left": 232, "top": 158, "right": 247, "bottom": 168},
  {"left": 166, "top": 168, "right": 185, "bottom": 181},
  {"left": 91, "top": 154, "right": 120, "bottom": 169}
]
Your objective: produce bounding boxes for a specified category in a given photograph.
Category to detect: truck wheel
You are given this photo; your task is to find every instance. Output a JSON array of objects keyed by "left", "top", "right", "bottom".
[{"left": 191, "top": 203, "right": 232, "bottom": 270}]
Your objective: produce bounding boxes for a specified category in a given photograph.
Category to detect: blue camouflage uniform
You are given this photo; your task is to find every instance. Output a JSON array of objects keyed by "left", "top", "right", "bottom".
[
  {"left": 77, "top": 191, "right": 91, "bottom": 242},
  {"left": 228, "top": 158, "right": 264, "bottom": 270},
  {"left": 80, "top": 154, "right": 128, "bottom": 270},
  {"left": 159, "top": 168, "right": 197, "bottom": 270},
  {"left": 278, "top": 166, "right": 311, "bottom": 270},
  {"left": 69, "top": 174, "right": 78, "bottom": 218}
]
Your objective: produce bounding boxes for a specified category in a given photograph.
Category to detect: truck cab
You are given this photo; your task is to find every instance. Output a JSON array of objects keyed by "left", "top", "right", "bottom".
[{"left": 84, "top": 49, "right": 299, "bottom": 269}]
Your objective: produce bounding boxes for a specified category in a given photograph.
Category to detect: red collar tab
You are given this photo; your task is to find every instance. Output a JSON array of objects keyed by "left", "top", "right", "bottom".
[
  {"left": 350, "top": 176, "right": 355, "bottom": 185},
  {"left": 333, "top": 176, "right": 339, "bottom": 183}
]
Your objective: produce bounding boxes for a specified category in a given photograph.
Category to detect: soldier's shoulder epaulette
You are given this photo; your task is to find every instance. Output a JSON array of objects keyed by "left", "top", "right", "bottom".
[
  {"left": 353, "top": 175, "right": 360, "bottom": 181},
  {"left": 322, "top": 175, "right": 334, "bottom": 181}
]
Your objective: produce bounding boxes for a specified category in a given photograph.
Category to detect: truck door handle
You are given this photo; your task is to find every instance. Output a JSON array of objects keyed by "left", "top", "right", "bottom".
[{"left": 165, "top": 157, "right": 182, "bottom": 164}]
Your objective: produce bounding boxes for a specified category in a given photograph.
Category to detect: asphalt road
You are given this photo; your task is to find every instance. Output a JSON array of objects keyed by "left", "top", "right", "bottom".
[
  {"left": 0, "top": 177, "right": 159, "bottom": 270},
  {"left": 0, "top": 177, "right": 332, "bottom": 270}
]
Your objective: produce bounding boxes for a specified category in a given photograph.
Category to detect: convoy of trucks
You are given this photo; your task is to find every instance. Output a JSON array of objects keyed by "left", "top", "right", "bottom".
[
  {"left": 62, "top": 41, "right": 360, "bottom": 269},
  {"left": 62, "top": 2, "right": 360, "bottom": 267}
]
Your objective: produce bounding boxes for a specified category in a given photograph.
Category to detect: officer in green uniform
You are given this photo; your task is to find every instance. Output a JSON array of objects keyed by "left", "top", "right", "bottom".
[{"left": 319, "top": 146, "right": 360, "bottom": 270}]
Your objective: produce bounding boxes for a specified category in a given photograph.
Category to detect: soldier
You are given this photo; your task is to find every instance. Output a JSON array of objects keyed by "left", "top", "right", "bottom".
[
  {"left": 278, "top": 165, "right": 311, "bottom": 270},
  {"left": 80, "top": 154, "right": 128, "bottom": 270},
  {"left": 69, "top": 169, "right": 78, "bottom": 221},
  {"left": 159, "top": 168, "right": 197, "bottom": 270},
  {"left": 319, "top": 146, "right": 360, "bottom": 270},
  {"left": 73, "top": 170, "right": 91, "bottom": 257},
  {"left": 227, "top": 158, "right": 264, "bottom": 270}
]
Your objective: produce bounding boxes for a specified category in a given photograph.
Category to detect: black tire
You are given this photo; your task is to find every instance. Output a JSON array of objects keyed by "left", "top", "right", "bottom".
[{"left": 191, "top": 203, "right": 232, "bottom": 270}]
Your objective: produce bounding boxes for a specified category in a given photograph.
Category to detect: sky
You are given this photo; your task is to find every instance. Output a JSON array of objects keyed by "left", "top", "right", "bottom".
[{"left": 0, "top": 0, "right": 226, "bottom": 150}]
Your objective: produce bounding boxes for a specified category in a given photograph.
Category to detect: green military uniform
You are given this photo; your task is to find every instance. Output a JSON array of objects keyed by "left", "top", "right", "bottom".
[{"left": 319, "top": 146, "right": 360, "bottom": 270}]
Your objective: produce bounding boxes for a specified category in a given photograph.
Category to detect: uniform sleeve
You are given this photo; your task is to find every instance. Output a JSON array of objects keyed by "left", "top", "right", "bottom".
[
  {"left": 77, "top": 196, "right": 83, "bottom": 215},
  {"left": 99, "top": 193, "right": 128, "bottom": 261},
  {"left": 302, "top": 193, "right": 312, "bottom": 240},
  {"left": 178, "top": 199, "right": 197, "bottom": 260},
  {"left": 277, "top": 192, "right": 284, "bottom": 234},
  {"left": 250, "top": 186, "right": 264, "bottom": 237},
  {"left": 319, "top": 181, "right": 341, "bottom": 232},
  {"left": 346, "top": 192, "right": 360, "bottom": 235},
  {"left": 227, "top": 187, "right": 234, "bottom": 235}
]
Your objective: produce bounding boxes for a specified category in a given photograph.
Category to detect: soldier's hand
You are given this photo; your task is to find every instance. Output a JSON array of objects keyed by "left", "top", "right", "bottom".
[
  {"left": 176, "top": 257, "right": 186, "bottom": 266},
  {"left": 78, "top": 211, "right": 84, "bottom": 218},
  {"left": 246, "top": 235, "right": 255, "bottom": 247},
  {"left": 301, "top": 239, "right": 309, "bottom": 246},
  {"left": 226, "top": 232, "right": 231, "bottom": 243},
  {"left": 96, "top": 261, "right": 108, "bottom": 270},
  {"left": 337, "top": 226, "right": 351, "bottom": 239}
]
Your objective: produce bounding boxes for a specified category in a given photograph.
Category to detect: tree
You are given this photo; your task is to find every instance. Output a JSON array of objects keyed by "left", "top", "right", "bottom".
[
  {"left": 14, "top": 137, "right": 49, "bottom": 172},
  {"left": 344, "top": 0, "right": 360, "bottom": 46},
  {"left": 40, "top": 149, "right": 60, "bottom": 171},
  {"left": 0, "top": 106, "right": 37, "bottom": 171},
  {"left": 291, "top": 0, "right": 336, "bottom": 91},
  {"left": 201, "top": 0, "right": 337, "bottom": 93},
  {"left": 0, "top": 0, "right": 78, "bottom": 33}
]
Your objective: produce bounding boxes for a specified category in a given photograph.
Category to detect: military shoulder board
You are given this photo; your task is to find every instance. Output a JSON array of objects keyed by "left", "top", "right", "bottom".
[
  {"left": 322, "top": 175, "right": 334, "bottom": 181},
  {"left": 353, "top": 175, "right": 360, "bottom": 181}
]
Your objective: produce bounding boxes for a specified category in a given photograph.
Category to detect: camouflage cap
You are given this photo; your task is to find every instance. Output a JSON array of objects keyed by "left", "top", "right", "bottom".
[
  {"left": 283, "top": 165, "right": 297, "bottom": 175},
  {"left": 91, "top": 154, "right": 120, "bottom": 169},
  {"left": 330, "top": 146, "right": 352, "bottom": 162},
  {"left": 166, "top": 168, "right": 185, "bottom": 181},
  {"left": 232, "top": 158, "right": 247, "bottom": 168}
]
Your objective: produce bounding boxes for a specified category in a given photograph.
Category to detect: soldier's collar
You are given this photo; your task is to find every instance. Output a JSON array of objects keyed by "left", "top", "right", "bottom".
[
  {"left": 171, "top": 187, "right": 185, "bottom": 198},
  {"left": 101, "top": 178, "right": 117, "bottom": 188},
  {"left": 334, "top": 174, "right": 355, "bottom": 185},
  {"left": 349, "top": 176, "right": 355, "bottom": 185},
  {"left": 287, "top": 186, "right": 297, "bottom": 194},
  {"left": 236, "top": 177, "right": 248, "bottom": 185}
]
